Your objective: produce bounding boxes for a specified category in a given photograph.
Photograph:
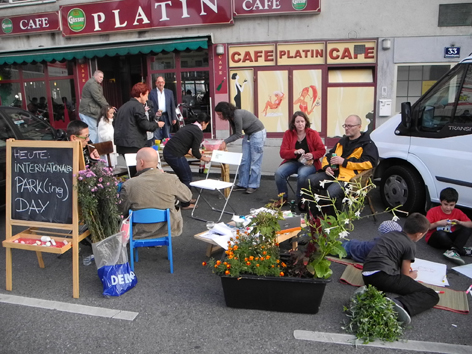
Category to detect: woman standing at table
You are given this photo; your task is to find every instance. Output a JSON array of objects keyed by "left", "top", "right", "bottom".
[
  {"left": 163, "top": 113, "right": 211, "bottom": 210},
  {"left": 215, "top": 101, "right": 266, "bottom": 194},
  {"left": 273, "top": 111, "right": 325, "bottom": 207}
]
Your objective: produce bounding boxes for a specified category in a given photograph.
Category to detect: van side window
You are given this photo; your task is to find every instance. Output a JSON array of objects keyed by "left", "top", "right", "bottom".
[
  {"left": 453, "top": 66, "right": 472, "bottom": 124},
  {"left": 0, "top": 116, "right": 15, "bottom": 146},
  {"left": 417, "top": 65, "right": 464, "bottom": 132}
]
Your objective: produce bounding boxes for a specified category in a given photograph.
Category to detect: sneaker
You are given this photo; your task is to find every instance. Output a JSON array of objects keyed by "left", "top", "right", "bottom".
[
  {"left": 387, "top": 297, "right": 411, "bottom": 325},
  {"left": 233, "top": 185, "right": 247, "bottom": 191},
  {"left": 245, "top": 187, "right": 257, "bottom": 194},
  {"left": 463, "top": 247, "right": 472, "bottom": 256},
  {"left": 443, "top": 249, "right": 465, "bottom": 265}
]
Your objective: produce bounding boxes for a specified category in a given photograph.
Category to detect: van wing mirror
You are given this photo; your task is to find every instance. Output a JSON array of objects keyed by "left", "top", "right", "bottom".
[{"left": 401, "top": 102, "right": 412, "bottom": 129}]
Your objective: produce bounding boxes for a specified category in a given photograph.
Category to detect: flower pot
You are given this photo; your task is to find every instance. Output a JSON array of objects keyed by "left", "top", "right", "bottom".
[{"left": 220, "top": 274, "right": 330, "bottom": 314}]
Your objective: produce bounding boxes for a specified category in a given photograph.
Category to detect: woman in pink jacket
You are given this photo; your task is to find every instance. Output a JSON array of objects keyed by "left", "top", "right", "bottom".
[{"left": 274, "top": 111, "right": 325, "bottom": 206}]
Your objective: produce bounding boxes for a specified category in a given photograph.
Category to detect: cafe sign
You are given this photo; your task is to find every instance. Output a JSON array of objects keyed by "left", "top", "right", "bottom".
[
  {"left": 0, "top": 12, "right": 60, "bottom": 36},
  {"left": 234, "top": 0, "right": 321, "bottom": 16},
  {"left": 60, "top": 0, "right": 233, "bottom": 37}
]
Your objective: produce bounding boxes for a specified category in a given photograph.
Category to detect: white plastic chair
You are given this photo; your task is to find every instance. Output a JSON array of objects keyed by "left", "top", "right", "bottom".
[{"left": 189, "top": 150, "right": 243, "bottom": 222}]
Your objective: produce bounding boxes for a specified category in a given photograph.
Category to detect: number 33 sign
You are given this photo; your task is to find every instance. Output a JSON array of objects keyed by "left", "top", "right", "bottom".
[{"left": 444, "top": 46, "right": 460, "bottom": 58}]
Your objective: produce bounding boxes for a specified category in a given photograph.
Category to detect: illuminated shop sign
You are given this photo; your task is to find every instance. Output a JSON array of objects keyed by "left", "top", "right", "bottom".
[
  {"left": 60, "top": 0, "right": 233, "bottom": 36},
  {"left": 0, "top": 12, "right": 59, "bottom": 36}
]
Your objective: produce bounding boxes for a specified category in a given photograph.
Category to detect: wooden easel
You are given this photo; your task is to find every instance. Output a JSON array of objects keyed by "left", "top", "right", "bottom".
[{"left": 3, "top": 139, "right": 89, "bottom": 298}]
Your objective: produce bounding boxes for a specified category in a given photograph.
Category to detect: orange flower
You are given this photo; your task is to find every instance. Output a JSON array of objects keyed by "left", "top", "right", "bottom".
[
  {"left": 271, "top": 265, "right": 275, "bottom": 268},
  {"left": 281, "top": 262, "right": 287, "bottom": 267},
  {"left": 263, "top": 251, "right": 267, "bottom": 255},
  {"left": 246, "top": 261, "right": 251, "bottom": 266},
  {"left": 249, "top": 256, "right": 254, "bottom": 261},
  {"left": 214, "top": 265, "right": 218, "bottom": 268},
  {"left": 276, "top": 260, "right": 280, "bottom": 264},
  {"left": 280, "top": 272, "right": 284, "bottom": 276},
  {"left": 216, "top": 260, "right": 221, "bottom": 265},
  {"left": 236, "top": 236, "right": 240, "bottom": 240},
  {"left": 226, "top": 264, "right": 231, "bottom": 269},
  {"left": 223, "top": 262, "right": 228, "bottom": 265},
  {"left": 275, "top": 243, "right": 279, "bottom": 247},
  {"left": 256, "top": 264, "right": 260, "bottom": 267},
  {"left": 233, "top": 245, "right": 238, "bottom": 250},
  {"left": 255, "top": 257, "right": 259, "bottom": 261},
  {"left": 202, "top": 262, "right": 207, "bottom": 266},
  {"left": 244, "top": 257, "right": 248, "bottom": 261},
  {"left": 266, "top": 255, "right": 270, "bottom": 260},
  {"left": 225, "top": 270, "right": 230, "bottom": 275}
]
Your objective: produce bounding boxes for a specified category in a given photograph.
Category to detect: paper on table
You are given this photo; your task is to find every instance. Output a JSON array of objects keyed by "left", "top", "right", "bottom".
[
  {"left": 411, "top": 258, "right": 449, "bottom": 287},
  {"left": 452, "top": 263, "right": 472, "bottom": 280},
  {"left": 210, "top": 222, "right": 233, "bottom": 237}
]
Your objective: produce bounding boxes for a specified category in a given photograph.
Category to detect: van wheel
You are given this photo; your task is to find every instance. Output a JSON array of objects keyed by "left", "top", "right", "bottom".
[{"left": 380, "top": 165, "right": 426, "bottom": 213}]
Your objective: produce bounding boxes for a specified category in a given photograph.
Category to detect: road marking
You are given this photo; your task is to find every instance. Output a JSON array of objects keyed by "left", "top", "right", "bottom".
[
  {"left": 294, "top": 330, "right": 472, "bottom": 354},
  {"left": 0, "top": 294, "right": 138, "bottom": 321}
]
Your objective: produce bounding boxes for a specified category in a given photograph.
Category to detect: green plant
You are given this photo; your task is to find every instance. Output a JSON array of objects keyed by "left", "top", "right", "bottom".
[
  {"left": 343, "top": 285, "right": 403, "bottom": 344},
  {"left": 76, "top": 161, "right": 122, "bottom": 243},
  {"left": 291, "top": 177, "right": 379, "bottom": 279},
  {"left": 205, "top": 197, "right": 287, "bottom": 277}
]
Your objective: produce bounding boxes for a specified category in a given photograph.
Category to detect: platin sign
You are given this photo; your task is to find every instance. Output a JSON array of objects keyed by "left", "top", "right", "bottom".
[
  {"left": 234, "top": 0, "right": 320, "bottom": 16},
  {"left": 60, "top": 0, "right": 233, "bottom": 37},
  {"left": 0, "top": 12, "right": 60, "bottom": 36}
]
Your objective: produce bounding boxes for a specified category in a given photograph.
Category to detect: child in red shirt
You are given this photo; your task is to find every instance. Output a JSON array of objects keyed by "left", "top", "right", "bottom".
[{"left": 425, "top": 188, "right": 472, "bottom": 265}]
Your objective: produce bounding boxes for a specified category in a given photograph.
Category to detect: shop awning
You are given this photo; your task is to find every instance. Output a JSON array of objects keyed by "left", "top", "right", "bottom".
[{"left": 0, "top": 37, "right": 209, "bottom": 65}]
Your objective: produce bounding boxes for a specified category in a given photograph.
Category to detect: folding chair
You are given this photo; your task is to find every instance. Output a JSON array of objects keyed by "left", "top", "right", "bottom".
[
  {"left": 189, "top": 150, "right": 243, "bottom": 222},
  {"left": 128, "top": 208, "right": 173, "bottom": 273},
  {"left": 286, "top": 173, "right": 298, "bottom": 197},
  {"left": 92, "top": 141, "right": 114, "bottom": 167}
]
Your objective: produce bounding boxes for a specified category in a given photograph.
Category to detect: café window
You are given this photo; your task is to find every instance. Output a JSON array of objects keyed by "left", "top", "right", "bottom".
[{"left": 396, "top": 64, "right": 452, "bottom": 112}]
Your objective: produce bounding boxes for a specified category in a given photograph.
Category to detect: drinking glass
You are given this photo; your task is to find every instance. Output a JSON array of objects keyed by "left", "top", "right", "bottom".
[{"left": 206, "top": 221, "right": 215, "bottom": 230}]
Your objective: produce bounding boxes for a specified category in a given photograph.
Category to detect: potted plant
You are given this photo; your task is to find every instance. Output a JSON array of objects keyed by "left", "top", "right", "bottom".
[{"left": 204, "top": 176, "right": 388, "bottom": 314}]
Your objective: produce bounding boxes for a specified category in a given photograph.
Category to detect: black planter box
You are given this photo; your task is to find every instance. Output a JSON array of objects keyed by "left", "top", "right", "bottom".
[{"left": 220, "top": 274, "right": 330, "bottom": 314}]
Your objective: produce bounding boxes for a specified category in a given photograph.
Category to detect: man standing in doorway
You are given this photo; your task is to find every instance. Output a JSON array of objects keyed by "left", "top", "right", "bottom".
[
  {"left": 79, "top": 70, "right": 110, "bottom": 144},
  {"left": 149, "top": 76, "right": 177, "bottom": 140}
]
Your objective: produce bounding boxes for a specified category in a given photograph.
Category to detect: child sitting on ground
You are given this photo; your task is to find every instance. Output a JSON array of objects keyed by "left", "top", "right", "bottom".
[
  {"left": 342, "top": 220, "right": 402, "bottom": 263},
  {"left": 362, "top": 213, "right": 439, "bottom": 325},
  {"left": 425, "top": 187, "right": 472, "bottom": 265}
]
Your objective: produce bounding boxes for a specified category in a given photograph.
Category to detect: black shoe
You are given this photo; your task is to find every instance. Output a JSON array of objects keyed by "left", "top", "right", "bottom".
[{"left": 233, "top": 185, "right": 247, "bottom": 191}]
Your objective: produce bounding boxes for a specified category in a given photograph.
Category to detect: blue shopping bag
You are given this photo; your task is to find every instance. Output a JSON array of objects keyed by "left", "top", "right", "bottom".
[
  {"left": 92, "top": 231, "right": 137, "bottom": 297},
  {"left": 97, "top": 263, "right": 137, "bottom": 297}
]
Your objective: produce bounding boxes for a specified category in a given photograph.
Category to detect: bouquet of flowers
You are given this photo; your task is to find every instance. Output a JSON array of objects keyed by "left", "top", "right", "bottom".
[{"left": 76, "top": 161, "right": 122, "bottom": 243}]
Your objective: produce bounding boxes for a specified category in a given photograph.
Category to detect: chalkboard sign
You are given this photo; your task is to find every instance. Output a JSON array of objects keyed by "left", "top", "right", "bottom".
[{"left": 11, "top": 146, "right": 74, "bottom": 224}]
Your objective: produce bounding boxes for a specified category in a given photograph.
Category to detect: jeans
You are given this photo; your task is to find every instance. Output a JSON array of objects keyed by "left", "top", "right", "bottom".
[
  {"left": 79, "top": 113, "right": 98, "bottom": 144},
  {"left": 163, "top": 150, "right": 193, "bottom": 207},
  {"left": 274, "top": 160, "right": 317, "bottom": 201},
  {"left": 154, "top": 115, "right": 171, "bottom": 140},
  {"left": 238, "top": 129, "right": 266, "bottom": 189},
  {"left": 427, "top": 226, "right": 471, "bottom": 256},
  {"left": 363, "top": 272, "right": 439, "bottom": 317},
  {"left": 305, "top": 171, "right": 345, "bottom": 199}
]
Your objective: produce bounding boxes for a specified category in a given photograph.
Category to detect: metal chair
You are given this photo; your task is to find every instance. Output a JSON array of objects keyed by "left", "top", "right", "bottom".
[
  {"left": 286, "top": 173, "right": 299, "bottom": 197},
  {"left": 128, "top": 208, "right": 173, "bottom": 273},
  {"left": 189, "top": 150, "right": 243, "bottom": 222}
]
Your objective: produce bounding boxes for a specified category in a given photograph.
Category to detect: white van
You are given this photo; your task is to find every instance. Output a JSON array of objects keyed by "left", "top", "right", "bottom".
[{"left": 371, "top": 54, "right": 472, "bottom": 213}]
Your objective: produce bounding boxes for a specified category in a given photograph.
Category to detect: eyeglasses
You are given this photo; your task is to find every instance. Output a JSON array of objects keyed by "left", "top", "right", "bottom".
[
  {"left": 342, "top": 124, "right": 360, "bottom": 129},
  {"left": 76, "top": 133, "right": 90, "bottom": 140}
]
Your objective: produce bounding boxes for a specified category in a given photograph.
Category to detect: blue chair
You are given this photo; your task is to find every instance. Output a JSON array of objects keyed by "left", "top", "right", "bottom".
[{"left": 128, "top": 208, "right": 173, "bottom": 273}]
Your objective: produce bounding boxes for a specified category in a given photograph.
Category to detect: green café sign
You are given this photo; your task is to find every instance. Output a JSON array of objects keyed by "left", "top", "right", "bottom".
[
  {"left": 2, "top": 18, "right": 13, "bottom": 34},
  {"left": 292, "top": 0, "right": 307, "bottom": 10}
]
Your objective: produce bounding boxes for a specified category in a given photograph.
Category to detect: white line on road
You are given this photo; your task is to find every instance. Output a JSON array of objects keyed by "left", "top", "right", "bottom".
[
  {"left": 294, "top": 330, "right": 472, "bottom": 354},
  {"left": 0, "top": 294, "right": 138, "bottom": 321}
]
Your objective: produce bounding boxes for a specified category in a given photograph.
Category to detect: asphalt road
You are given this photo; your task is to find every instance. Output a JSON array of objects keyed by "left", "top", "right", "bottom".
[{"left": 1, "top": 174, "right": 471, "bottom": 354}]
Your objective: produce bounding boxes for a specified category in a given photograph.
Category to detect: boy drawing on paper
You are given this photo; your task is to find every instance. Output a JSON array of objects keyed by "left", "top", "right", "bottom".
[
  {"left": 342, "top": 220, "right": 402, "bottom": 263},
  {"left": 425, "top": 188, "right": 472, "bottom": 265},
  {"left": 362, "top": 213, "right": 439, "bottom": 325}
]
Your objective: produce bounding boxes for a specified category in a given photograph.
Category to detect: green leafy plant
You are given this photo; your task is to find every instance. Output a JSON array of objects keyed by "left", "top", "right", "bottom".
[
  {"left": 289, "top": 177, "right": 378, "bottom": 279},
  {"left": 76, "top": 161, "right": 122, "bottom": 243},
  {"left": 343, "top": 285, "right": 403, "bottom": 344}
]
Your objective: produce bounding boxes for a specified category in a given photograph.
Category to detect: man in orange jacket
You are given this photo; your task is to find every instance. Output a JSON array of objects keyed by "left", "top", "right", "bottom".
[{"left": 303, "top": 114, "right": 378, "bottom": 212}]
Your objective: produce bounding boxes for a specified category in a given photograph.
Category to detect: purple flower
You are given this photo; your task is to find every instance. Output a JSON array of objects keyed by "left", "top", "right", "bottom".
[{"left": 99, "top": 178, "right": 103, "bottom": 182}]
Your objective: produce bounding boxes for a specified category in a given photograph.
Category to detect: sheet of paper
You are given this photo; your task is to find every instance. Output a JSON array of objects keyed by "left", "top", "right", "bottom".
[
  {"left": 210, "top": 223, "right": 233, "bottom": 237},
  {"left": 412, "top": 258, "right": 449, "bottom": 287},
  {"left": 452, "top": 263, "right": 472, "bottom": 280}
]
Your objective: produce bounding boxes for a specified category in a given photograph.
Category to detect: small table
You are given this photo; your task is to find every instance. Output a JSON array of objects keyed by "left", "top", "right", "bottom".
[{"left": 194, "top": 227, "right": 301, "bottom": 257}]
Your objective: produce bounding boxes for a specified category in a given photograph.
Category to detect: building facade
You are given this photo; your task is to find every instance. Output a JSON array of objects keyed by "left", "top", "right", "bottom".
[{"left": 0, "top": 0, "right": 470, "bottom": 145}]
